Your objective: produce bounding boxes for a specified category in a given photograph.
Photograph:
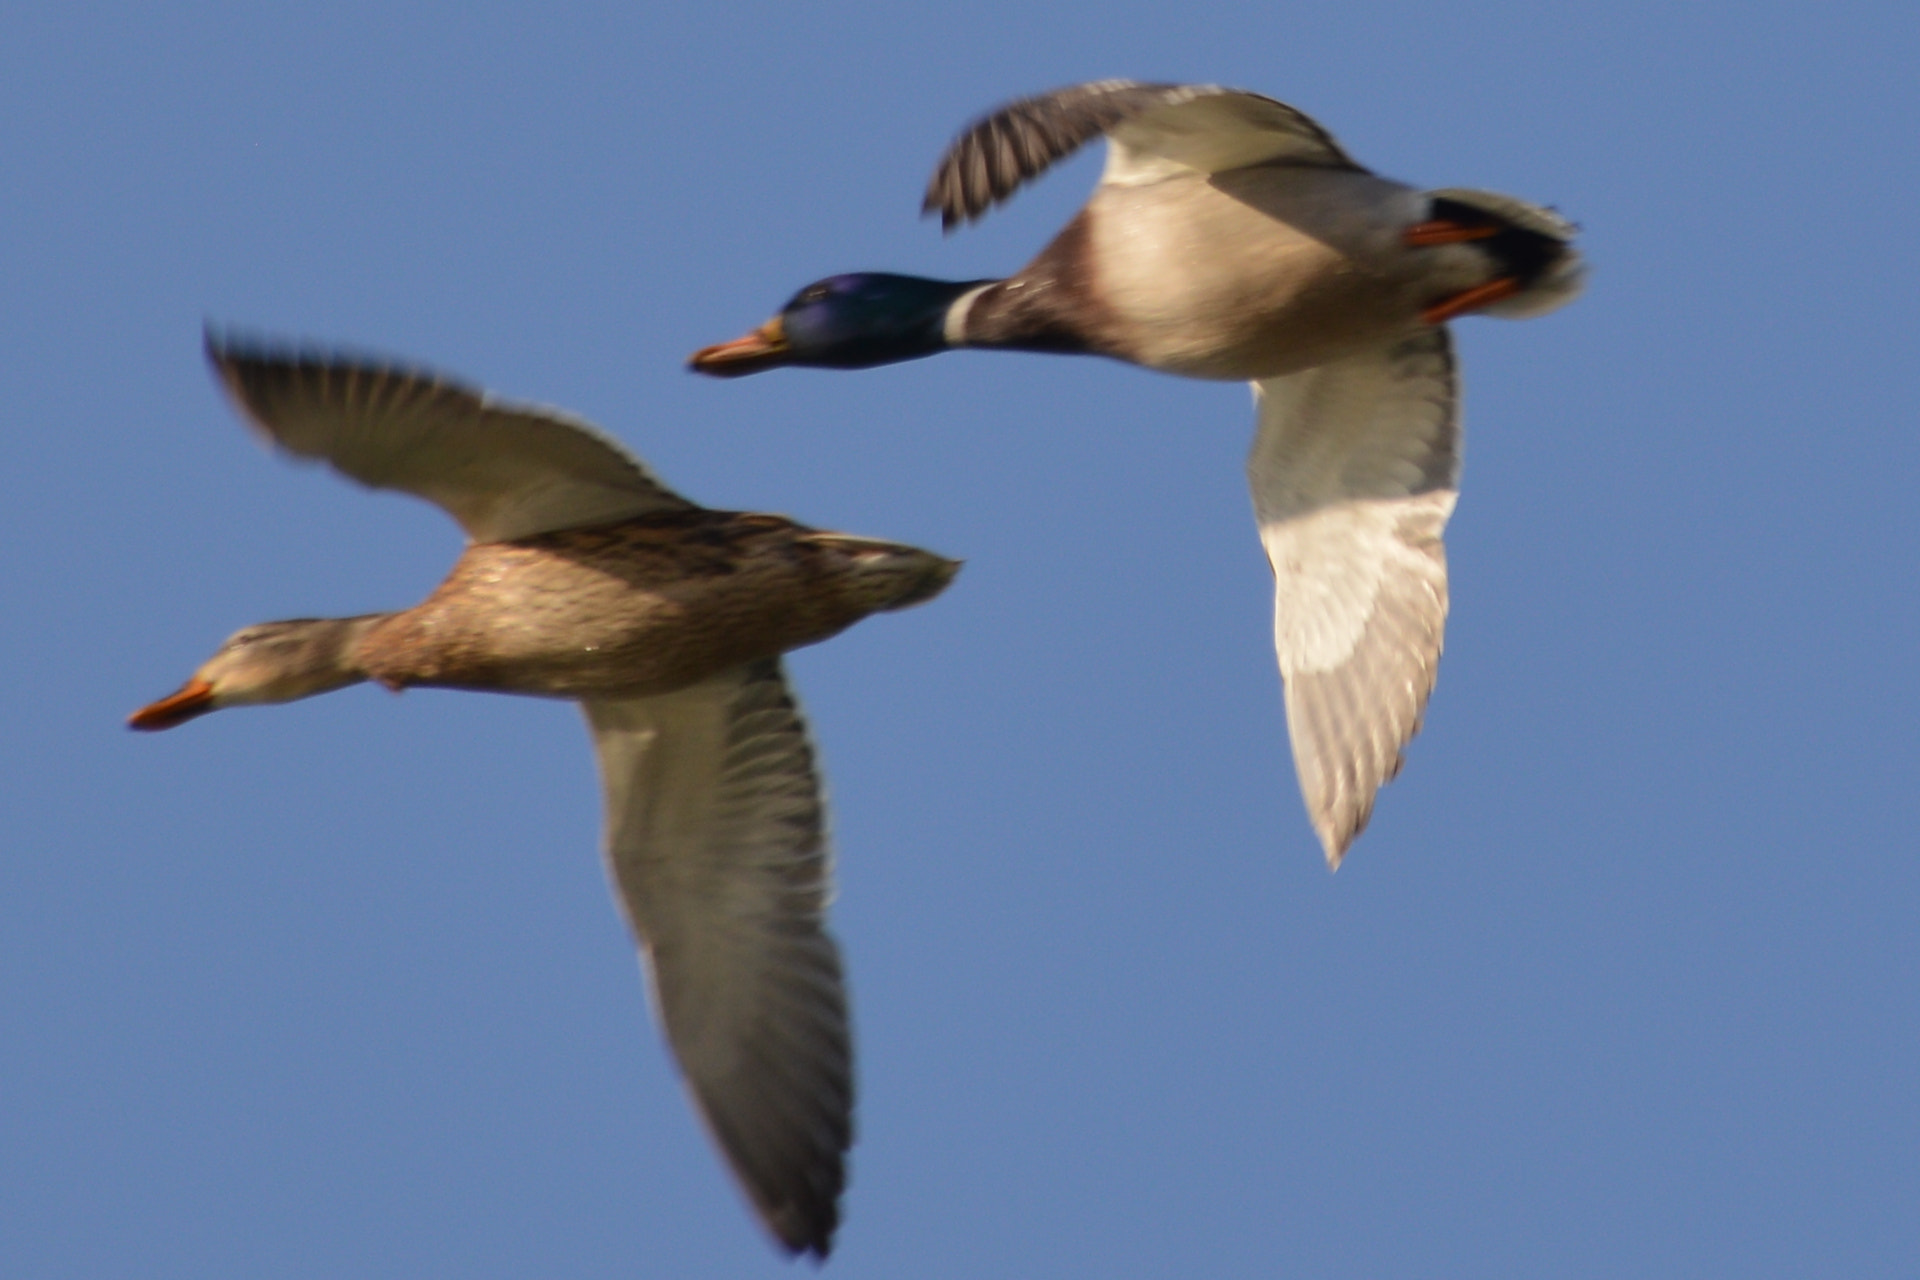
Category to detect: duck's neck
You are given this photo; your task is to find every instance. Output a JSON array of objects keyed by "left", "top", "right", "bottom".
[
  {"left": 747, "top": 269, "right": 1103, "bottom": 372},
  {"left": 818, "top": 270, "right": 1094, "bottom": 362},
  {"left": 260, "top": 614, "right": 391, "bottom": 702},
  {"left": 949, "top": 274, "right": 1099, "bottom": 356},
  {"left": 937, "top": 226, "right": 1103, "bottom": 359}
]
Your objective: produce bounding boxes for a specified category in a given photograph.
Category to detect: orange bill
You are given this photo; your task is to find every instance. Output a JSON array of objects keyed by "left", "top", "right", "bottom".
[
  {"left": 128, "top": 677, "right": 216, "bottom": 731},
  {"left": 688, "top": 317, "right": 790, "bottom": 377}
]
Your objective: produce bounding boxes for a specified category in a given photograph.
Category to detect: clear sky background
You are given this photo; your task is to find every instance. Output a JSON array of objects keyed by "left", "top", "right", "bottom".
[{"left": 5, "top": 3, "right": 1917, "bottom": 1276}]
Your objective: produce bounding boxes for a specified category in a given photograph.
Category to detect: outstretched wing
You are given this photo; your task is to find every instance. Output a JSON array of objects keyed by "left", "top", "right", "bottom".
[
  {"left": 583, "top": 660, "right": 851, "bottom": 1259},
  {"left": 1247, "top": 328, "right": 1460, "bottom": 867},
  {"left": 923, "top": 80, "right": 1365, "bottom": 229},
  {"left": 207, "top": 332, "right": 693, "bottom": 543}
]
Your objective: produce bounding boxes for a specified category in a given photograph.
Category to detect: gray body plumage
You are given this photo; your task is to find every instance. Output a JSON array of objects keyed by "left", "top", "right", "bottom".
[{"left": 932, "top": 81, "right": 1580, "bottom": 864}]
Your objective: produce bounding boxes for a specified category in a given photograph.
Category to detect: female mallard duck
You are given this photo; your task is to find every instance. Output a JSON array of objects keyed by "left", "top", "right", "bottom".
[
  {"left": 689, "top": 80, "right": 1584, "bottom": 868},
  {"left": 131, "top": 334, "right": 960, "bottom": 1260}
]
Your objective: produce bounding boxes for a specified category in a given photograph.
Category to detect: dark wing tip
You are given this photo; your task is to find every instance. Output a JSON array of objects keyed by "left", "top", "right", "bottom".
[
  {"left": 713, "top": 1080, "right": 849, "bottom": 1261},
  {"left": 201, "top": 325, "right": 333, "bottom": 386},
  {"left": 767, "top": 1195, "right": 840, "bottom": 1261},
  {"left": 199, "top": 327, "right": 478, "bottom": 423},
  {"left": 924, "top": 79, "right": 1185, "bottom": 229},
  {"left": 919, "top": 184, "right": 958, "bottom": 233},
  {"left": 201, "top": 325, "right": 322, "bottom": 431},
  {"left": 202, "top": 325, "right": 440, "bottom": 381},
  {"left": 202, "top": 323, "right": 281, "bottom": 401}
]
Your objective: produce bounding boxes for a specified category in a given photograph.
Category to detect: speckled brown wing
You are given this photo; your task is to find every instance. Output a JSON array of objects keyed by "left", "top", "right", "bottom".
[
  {"left": 923, "top": 80, "right": 1366, "bottom": 229},
  {"left": 1247, "top": 328, "right": 1459, "bottom": 867},
  {"left": 583, "top": 659, "right": 850, "bottom": 1259},
  {"left": 206, "top": 332, "right": 693, "bottom": 543}
]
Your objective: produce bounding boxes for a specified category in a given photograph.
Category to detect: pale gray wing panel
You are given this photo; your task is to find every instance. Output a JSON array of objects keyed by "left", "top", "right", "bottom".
[
  {"left": 207, "top": 333, "right": 693, "bottom": 543},
  {"left": 1247, "top": 329, "right": 1459, "bottom": 866},
  {"left": 924, "top": 80, "right": 1363, "bottom": 229},
  {"left": 583, "top": 659, "right": 849, "bottom": 1258}
]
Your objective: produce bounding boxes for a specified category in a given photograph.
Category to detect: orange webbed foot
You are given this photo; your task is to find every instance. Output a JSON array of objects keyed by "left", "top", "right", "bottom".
[
  {"left": 1422, "top": 277, "right": 1522, "bottom": 325},
  {"left": 1403, "top": 219, "right": 1501, "bottom": 247}
]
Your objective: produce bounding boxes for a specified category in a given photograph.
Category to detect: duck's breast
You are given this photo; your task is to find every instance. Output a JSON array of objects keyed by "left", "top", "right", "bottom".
[{"left": 1075, "top": 167, "right": 1467, "bottom": 380}]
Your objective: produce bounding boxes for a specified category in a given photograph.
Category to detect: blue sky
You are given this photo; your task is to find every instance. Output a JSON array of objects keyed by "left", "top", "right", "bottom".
[{"left": 5, "top": 2, "right": 1918, "bottom": 1275}]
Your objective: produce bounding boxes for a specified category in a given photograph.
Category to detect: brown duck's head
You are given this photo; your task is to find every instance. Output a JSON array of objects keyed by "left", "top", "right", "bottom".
[{"left": 128, "top": 617, "right": 378, "bottom": 731}]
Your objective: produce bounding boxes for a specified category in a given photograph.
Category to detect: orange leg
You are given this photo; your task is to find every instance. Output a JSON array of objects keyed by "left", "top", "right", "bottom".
[
  {"left": 1403, "top": 220, "right": 1500, "bottom": 247},
  {"left": 1422, "top": 277, "right": 1522, "bottom": 325}
]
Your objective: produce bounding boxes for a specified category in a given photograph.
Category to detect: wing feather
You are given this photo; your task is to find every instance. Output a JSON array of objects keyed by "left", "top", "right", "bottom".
[
  {"left": 923, "top": 80, "right": 1364, "bottom": 229},
  {"left": 1248, "top": 329, "right": 1459, "bottom": 866},
  {"left": 206, "top": 332, "right": 692, "bottom": 543},
  {"left": 583, "top": 660, "right": 850, "bottom": 1258}
]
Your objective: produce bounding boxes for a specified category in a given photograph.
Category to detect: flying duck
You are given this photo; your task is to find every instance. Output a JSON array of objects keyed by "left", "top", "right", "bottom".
[
  {"left": 688, "top": 80, "right": 1583, "bottom": 866},
  {"left": 131, "top": 334, "right": 961, "bottom": 1257}
]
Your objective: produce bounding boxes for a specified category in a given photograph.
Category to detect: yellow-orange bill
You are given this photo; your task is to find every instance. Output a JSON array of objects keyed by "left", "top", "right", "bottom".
[
  {"left": 128, "top": 678, "right": 216, "bottom": 731},
  {"left": 687, "top": 318, "right": 789, "bottom": 377}
]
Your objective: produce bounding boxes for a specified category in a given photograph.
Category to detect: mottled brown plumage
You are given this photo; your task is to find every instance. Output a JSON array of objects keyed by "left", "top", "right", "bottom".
[
  {"left": 355, "top": 510, "right": 946, "bottom": 699},
  {"left": 129, "top": 334, "right": 959, "bottom": 1259}
]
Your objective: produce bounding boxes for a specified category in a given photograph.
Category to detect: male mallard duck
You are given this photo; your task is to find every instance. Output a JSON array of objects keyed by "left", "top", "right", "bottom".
[
  {"left": 689, "top": 80, "right": 1583, "bottom": 867},
  {"left": 131, "top": 334, "right": 961, "bottom": 1259}
]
